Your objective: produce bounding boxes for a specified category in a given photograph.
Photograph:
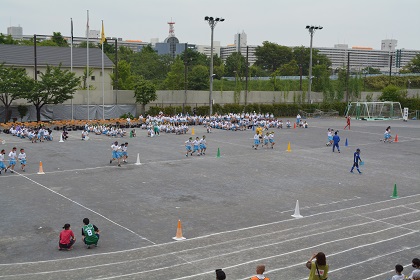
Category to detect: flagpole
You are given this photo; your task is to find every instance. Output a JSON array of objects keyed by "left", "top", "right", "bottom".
[
  {"left": 101, "top": 20, "right": 105, "bottom": 120},
  {"left": 70, "top": 18, "right": 74, "bottom": 120},
  {"left": 86, "top": 10, "right": 90, "bottom": 121}
]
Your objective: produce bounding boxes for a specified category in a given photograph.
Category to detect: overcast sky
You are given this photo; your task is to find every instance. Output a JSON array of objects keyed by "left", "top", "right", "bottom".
[{"left": 2, "top": 0, "right": 419, "bottom": 50}]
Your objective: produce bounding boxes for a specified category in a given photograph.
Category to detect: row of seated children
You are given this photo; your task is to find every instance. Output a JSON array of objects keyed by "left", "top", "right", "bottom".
[{"left": 9, "top": 125, "right": 53, "bottom": 142}]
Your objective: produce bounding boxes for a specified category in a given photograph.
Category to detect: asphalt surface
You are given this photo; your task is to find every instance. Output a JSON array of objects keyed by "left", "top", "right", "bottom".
[{"left": 0, "top": 118, "right": 419, "bottom": 279}]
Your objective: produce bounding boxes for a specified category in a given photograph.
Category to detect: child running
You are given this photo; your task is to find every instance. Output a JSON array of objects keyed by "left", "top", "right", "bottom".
[
  {"left": 110, "top": 141, "right": 122, "bottom": 167},
  {"left": 252, "top": 132, "right": 260, "bottom": 150},
  {"left": 192, "top": 137, "right": 201, "bottom": 156},
  {"left": 263, "top": 132, "right": 269, "bottom": 148},
  {"left": 18, "top": 148, "right": 27, "bottom": 172},
  {"left": 0, "top": 149, "right": 6, "bottom": 174},
  {"left": 6, "top": 147, "right": 17, "bottom": 173},
  {"left": 200, "top": 135, "right": 207, "bottom": 155},
  {"left": 185, "top": 137, "right": 193, "bottom": 157},
  {"left": 121, "top": 142, "right": 128, "bottom": 163},
  {"left": 269, "top": 131, "right": 275, "bottom": 149}
]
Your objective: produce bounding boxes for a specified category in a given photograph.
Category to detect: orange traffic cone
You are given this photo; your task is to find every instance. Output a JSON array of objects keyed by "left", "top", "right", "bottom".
[
  {"left": 191, "top": 128, "right": 195, "bottom": 135},
  {"left": 293, "top": 123, "right": 296, "bottom": 129},
  {"left": 394, "top": 134, "right": 398, "bottom": 142},
  {"left": 37, "top": 161, "right": 45, "bottom": 174},
  {"left": 172, "top": 220, "right": 186, "bottom": 241}
]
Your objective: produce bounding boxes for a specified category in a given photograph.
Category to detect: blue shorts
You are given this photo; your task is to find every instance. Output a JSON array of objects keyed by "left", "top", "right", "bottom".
[
  {"left": 385, "top": 134, "right": 391, "bottom": 139},
  {"left": 112, "top": 151, "right": 120, "bottom": 159},
  {"left": 122, "top": 152, "right": 127, "bottom": 157},
  {"left": 193, "top": 145, "right": 199, "bottom": 152},
  {"left": 20, "top": 159, "right": 27, "bottom": 165},
  {"left": 0, "top": 162, "right": 5, "bottom": 169},
  {"left": 328, "top": 136, "right": 333, "bottom": 141},
  {"left": 254, "top": 139, "right": 260, "bottom": 145},
  {"left": 200, "top": 144, "right": 206, "bottom": 149},
  {"left": 9, "top": 159, "right": 16, "bottom": 165},
  {"left": 264, "top": 140, "right": 269, "bottom": 145},
  {"left": 186, "top": 146, "right": 192, "bottom": 151},
  {"left": 269, "top": 139, "right": 274, "bottom": 143}
]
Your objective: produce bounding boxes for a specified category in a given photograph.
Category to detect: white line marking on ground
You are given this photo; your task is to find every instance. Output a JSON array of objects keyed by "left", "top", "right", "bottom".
[
  {"left": 12, "top": 171, "right": 156, "bottom": 245},
  {"left": 3, "top": 212, "right": 418, "bottom": 278},
  {"left": 2, "top": 196, "right": 419, "bottom": 267}
]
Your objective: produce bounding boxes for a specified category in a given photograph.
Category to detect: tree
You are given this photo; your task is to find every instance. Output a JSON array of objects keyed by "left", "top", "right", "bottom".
[
  {"left": 78, "top": 41, "right": 98, "bottom": 49},
  {"left": 278, "top": 59, "right": 299, "bottom": 76},
  {"left": 225, "top": 52, "right": 246, "bottom": 78},
  {"left": 188, "top": 65, "right": 209, "bottom": 90},
  {"left": 0, "top": 65, "right": 34, "bottom": 122},
  {"left": 311, "top": 64, "right": 330, "bottom": 92},
  {"left": 25, "top": 65, "right": 80, "bottom": 121},
  {"left": 379, "top": 85, "right": 406, "bottom": 102},
  {"left": 79, "top": 66, "right": 96, "bottom": 90},
  {"left": 292, "top": 46, "right": 331, "bottom": 76},
  {"left": 164, "top": 57, "right": 184, "bottom": 90},
  {"left": 133, "top": 77, "right": 157, "bottom": 114},
  {"left": 401, "top": 54, "right": 420, "bottom": 73},
  {"left": 255, "top": 41, "right": 293, "bottom": 73},
  {"left": 110, "top": 60, "right": 135, "bottom": 90},
  {"left": 129, "top": 45, "right": 171, "bottom": 80},
  {"left": 51, "top": 32, "right": 69, "bottom": 47},
  {"left": 17, "top": 105, "right": 29, "bottom": 121},
  {"left": 0, "top": 33, "right": 19, "bottom": 45}
]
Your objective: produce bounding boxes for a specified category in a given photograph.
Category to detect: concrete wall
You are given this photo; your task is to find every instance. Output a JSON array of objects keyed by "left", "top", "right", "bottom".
[{"left": 11, "top": 88, "right": 420, "bottom": 109}]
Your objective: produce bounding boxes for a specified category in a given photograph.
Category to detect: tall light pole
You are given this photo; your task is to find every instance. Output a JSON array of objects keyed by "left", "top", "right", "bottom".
[
  {"left": 305, "top": 25, "right": 323, "bottom": 104},
  {"left": 205, "top": 16, "right": 224, "bottom": 116}
]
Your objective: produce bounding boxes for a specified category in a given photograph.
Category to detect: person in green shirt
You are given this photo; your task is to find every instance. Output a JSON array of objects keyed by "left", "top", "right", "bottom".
[
  {"left": 306, "top": 252, "right": 329, "bottom": 280},
  {"left": 82, "top": 218, "right": 100, "bottom": 249}
]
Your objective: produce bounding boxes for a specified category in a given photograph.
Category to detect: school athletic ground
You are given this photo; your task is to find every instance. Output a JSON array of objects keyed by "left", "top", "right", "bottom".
[{"left": 0, "top": 118, "right": 419, "bottom": 280}]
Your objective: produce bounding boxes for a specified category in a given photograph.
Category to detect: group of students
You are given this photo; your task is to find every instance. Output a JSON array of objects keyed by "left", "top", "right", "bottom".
[
  {"left": 185, "top": 136, "right": 207, "bottom": 157},
  {"left": 0, "top": 147, "right": 27, "bottom": 174},
  {"left": 58, "top": 218, "right": 100, "bottom": 250},
  {"left": 7, "top": 125, "right": 53, "bottom": 143},
  {"left": 109, "top": 141, "right": 129, "bottom": 167},
  {"left": 252, "top": 131, "right": 275, "bottom": 150}
]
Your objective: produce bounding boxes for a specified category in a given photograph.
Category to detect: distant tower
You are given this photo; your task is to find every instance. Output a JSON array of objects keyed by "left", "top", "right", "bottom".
[
  {"left": 234, "top": 31, "right": 247, "bottom": 52},
  {"left": 168, "top": 20, "right": 175, "bottom": 37},
  {"left": 164, "top": 19, "right": 179, "bottom": 58}
]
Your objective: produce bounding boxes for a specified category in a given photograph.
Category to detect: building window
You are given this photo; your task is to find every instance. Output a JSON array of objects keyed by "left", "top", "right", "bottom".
[{"left": 91, "top": 76, "right": 95, "bottom": 81}]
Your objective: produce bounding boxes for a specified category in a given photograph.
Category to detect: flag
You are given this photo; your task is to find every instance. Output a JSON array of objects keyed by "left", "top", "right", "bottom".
[
  {"left": 70, "top": 18, "right": 74, "bottom": 44},
  {"left": 100, "top": 20, "right": 106, "bottom": 44},
  {"left": 86, "top": 10, "right": 89, "bottom": 38}
]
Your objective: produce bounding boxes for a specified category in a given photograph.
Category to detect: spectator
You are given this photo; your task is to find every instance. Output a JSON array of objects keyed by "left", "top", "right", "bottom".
[
  {"left": 409, "top": 258, "right": 420, "bottom": 280},
  {"left": 391, "top": 264, "right": 405, "bottom": 280},
  {"left": 306, "top": 252, "right": 329, "bottom": 280},
  {"left": 250, "top": 264, "right": 270, "bottom": 280},
  {"left": 215, "top": 269, "right": 226, "bottom": 280}
]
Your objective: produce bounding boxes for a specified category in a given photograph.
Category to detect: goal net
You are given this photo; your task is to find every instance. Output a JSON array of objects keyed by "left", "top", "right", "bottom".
[{"left": 346, "top": 102, "right": 403, "bottom": 120}]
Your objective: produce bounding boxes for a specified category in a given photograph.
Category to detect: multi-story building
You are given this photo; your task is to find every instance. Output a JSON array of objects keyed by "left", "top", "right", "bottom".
[
  {"left": 7, "top": 26, "right": 23, "bottom": 38},
  {"left": 316, "top": 40, "right": 419, "bottom": 73}
]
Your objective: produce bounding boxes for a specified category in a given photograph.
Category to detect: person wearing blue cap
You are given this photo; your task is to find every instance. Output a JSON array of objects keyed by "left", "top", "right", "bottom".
[{"left": 350, "top": 148, "right": 363, "bottom": 174}]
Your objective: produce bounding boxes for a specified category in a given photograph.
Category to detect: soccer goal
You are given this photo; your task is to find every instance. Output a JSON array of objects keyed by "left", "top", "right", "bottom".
[{"left": 345, "top": 102, "right": 403, "bottom": 120}]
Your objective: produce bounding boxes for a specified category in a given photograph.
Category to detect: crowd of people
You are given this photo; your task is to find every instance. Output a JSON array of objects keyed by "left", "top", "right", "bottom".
[
  {"left": 213, "top": 255, "right": 420, "bottom": 279},
  {"left": 0, "top": 147, "right": 27, "bottom": 174},
  {"left": 5, "top": 124, "right": 54, "bottom": 143}
]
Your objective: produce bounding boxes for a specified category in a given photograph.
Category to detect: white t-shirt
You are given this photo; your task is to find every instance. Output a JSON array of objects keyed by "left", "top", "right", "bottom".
[
  {"left": 9, "top": 151, "right": 17, "bottom": 159},
  {"left": 391, "top": 274, "right": 404, "bottom": 280},
  {"left": 18, "top": 152, "right": 26, "bottom": 160}
]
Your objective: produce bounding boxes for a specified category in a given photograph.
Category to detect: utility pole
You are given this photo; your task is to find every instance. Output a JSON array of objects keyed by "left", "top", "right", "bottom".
[{"left": 245, "top": 46, "right": 249, "bottom": 105}]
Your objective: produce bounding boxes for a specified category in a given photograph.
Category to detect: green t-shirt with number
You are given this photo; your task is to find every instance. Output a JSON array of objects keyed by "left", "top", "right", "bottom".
[{"left": 83, "top": 224, "right": 99, "bottom": 245}]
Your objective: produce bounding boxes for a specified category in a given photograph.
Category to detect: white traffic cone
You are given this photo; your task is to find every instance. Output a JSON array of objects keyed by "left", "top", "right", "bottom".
[
  {"left": 135, "top": 153, "right": 141, "bottom": 165},
  {"left": 59, "top": 133, "right": 64, "bottom": 142},
  {"left": 291, "top": 200, "right": 303, "bottom": 218}
]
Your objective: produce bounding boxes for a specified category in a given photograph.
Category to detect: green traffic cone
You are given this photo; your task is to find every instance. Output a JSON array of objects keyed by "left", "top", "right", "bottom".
[
  {"left": 391, "top": 183, "right": 399, "bottom": 198},
  {"left": 216, "top": 148, "right": 221, "bottom": 158}
]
